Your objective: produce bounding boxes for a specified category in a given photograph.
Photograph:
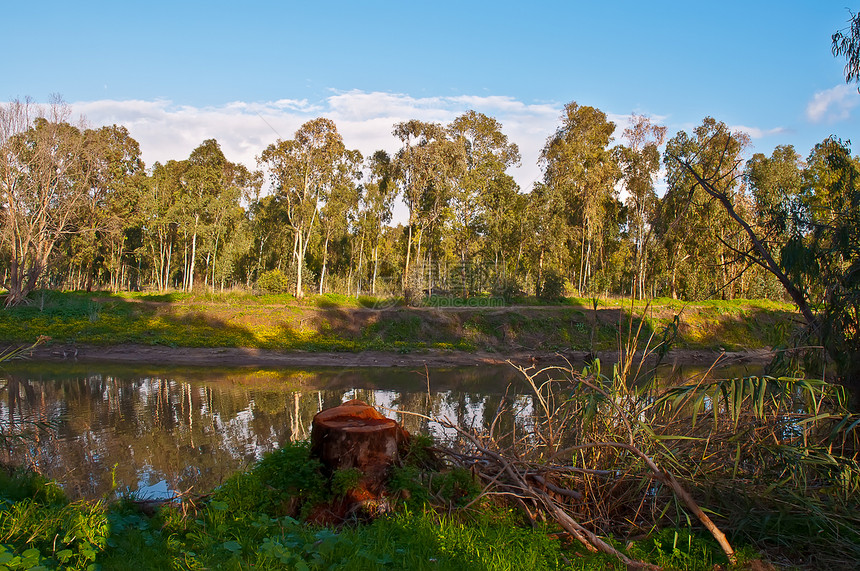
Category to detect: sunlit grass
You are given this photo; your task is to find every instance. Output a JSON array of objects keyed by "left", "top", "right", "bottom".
[{"left": 0, "top": 289, "right": 801, "bottom": 354}]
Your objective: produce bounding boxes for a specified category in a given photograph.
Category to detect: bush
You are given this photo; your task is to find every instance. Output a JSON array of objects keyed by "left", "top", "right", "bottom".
[
  {"left": 491, "top": 277, "right": 523, "bottom": 303},
  {"left": 211, "top": 470, "right": 268, "bottom": 513},
  {"left": 257, "top": 263, "right": 317, "bottom": 296},
  {"left": 538, "top": 270, "right": 565, "bottom": 301},
  {"left": 331, "top": 468, "right": 363, "bottom": 496},
  {"left": 257, "top": 269, "right": 291, "bottom": 294},
  {"left": 254, "top": 441, "right": 326, "bottom": 504}
]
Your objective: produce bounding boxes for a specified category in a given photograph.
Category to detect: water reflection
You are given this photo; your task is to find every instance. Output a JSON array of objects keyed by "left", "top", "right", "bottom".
[
  {"left": 0, "top": 363, "right": 527, "bottom": 499},
  {"left": 0, "top": 360, "right": 765, "bottom": 500}
]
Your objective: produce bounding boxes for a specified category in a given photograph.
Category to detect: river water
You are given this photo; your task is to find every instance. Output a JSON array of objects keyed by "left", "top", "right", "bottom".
[{"left": 0, "top": 360, "right": 762, "bottom": 500}]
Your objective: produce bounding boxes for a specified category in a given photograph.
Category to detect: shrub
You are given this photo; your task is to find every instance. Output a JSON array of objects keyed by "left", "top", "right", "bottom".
[
  {"left": 257, "top": 269, "right": 291, "bottom": 294},
  {"left": 538, "top": 270, "right": 565, "bottom": 301},
  {"left": 254, "top": 441, "right": 326, "bottom": 504}
]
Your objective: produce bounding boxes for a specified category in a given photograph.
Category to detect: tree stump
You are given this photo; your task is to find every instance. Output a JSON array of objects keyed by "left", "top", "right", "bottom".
[{"left": 311, "top": 399, "right": 408, "bottom": 500}]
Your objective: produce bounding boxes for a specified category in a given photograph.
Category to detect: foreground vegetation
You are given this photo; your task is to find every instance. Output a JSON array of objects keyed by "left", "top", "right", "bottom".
[
  {"left": 0, "top": 290, "right": 802, "bottom": 357},
  {"left": 0, "top": 454, "right": 747, "bottom": 571}
]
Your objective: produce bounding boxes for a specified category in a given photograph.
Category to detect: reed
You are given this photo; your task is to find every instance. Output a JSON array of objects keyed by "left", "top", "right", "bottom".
[{"left": 418, "top": 307, "right": 860, "bottom": 569}]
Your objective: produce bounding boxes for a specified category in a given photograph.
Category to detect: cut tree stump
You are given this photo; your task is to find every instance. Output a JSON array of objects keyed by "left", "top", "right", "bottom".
[{"left": 311, "top": 399, "right": 409, "bottom": 500}]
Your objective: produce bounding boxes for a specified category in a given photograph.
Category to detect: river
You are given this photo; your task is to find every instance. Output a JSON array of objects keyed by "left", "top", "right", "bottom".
[{"left": 0, "top": 359, "right": 762, "bottom": 500}]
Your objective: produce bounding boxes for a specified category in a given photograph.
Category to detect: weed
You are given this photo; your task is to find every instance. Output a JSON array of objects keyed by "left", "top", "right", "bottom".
[
  {"left": 331, "top": 467, "right": 363, "bottom": 496},
  {"left": 433, "top": 468, "right": 482, "bottom": 507},
  {"left": 254, "top": 441, "right": 326, "bottom": 506}
]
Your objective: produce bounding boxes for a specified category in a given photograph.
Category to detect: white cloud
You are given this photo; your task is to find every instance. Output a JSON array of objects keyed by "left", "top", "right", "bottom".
[
  {"left": 806, "top": 85, "right": 859, "bottom": 123},
  {"left": 71, "top": 92, "right": 569, "bottom": 196},
  {"left": 728, "top": 124, "right": 787, "bottom": 139}
]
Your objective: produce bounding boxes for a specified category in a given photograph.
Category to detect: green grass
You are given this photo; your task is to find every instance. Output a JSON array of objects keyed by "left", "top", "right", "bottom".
[
  {"left": 0, "top": 443, "right": 756, "bottom": 571},
  {"left": 0, "top": 289, "right": 802, "bottom": 355}
]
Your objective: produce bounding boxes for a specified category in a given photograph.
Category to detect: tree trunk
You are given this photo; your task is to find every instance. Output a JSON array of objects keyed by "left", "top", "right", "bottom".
[
  {"left": 211, "top": 232, "right": 220, "bottom": 293},
  {"left": 311, "top": 399, "right": 408, "bottom": 497},
  {"left": 372, "top": 243, "right": 379, "bottom": 295},
  {"left": 404, "top": 224, "right": 413, "bottom": 293},
  {"left": 295, "top": 232, "right": 305, "bottom": 299},
  {"left": 319, "top": 234, "right": 329, "bottom": 295},
  {"left": 189, "top": 215, "right": 199, "bottom": 292}
]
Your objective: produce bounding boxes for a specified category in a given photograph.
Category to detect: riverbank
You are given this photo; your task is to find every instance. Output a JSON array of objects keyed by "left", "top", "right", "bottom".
[
  {"left": 3, "top": 290, "right": 801, "bottom": 364},
  {"left": 19, "top": 341, "right": 777, "bottom": 369}
]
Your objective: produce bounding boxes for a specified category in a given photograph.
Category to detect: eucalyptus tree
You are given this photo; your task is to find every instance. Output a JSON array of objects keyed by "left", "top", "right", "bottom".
[
  {"left": 670, "top": 135, "right": 860, "bottom": 387},
  {"left": 746, "top": 145, "right": 805, "bottom": 241},
  {"left": 522, "top": 182, "right": 570, "bottom": 295},
  {"left": 660, "top": 117, "right": 750, "bottom": 300},
  {"left": 177, "top": 139, "right": 250, "bottom": 292},
  {"left": 317, "top": 148, "right": 362, "bottom": 294},
  {"left": 259, "top": 118, "right": 358, "bottom": 298},
  {"left": 142, "top": 160, "right": 184, "bottom": 290},
  {"left": 833, "top": 9, "right": 860, "bottom": 89},
  {"left": 539, "top": 102, "right": 621, "bottom": 294},
  {"left": 619, "top": 115, "right": 666, "bottom": 299},
  {"left": 75, "top": 125, "right": 145, "bottom": 291},
  {"left": 206, "top": 161, "right": 260, "bottom": 290},
  {"left": 478, "top": 174, "right": 524, "bottom": 280},
  {"left": 799, "top": 137, "right": 860, "bottom": 385},
  {"left": 448, "top": 111, "right": 521, "bottom": 279},
  {"left": 359, "top": 150, "right": 398, "bottom": 294},
  {"left": 0, "top": 97, "right": 93, "bottom": 305},
  {"left": 247, "top": 194, "right": 291, "bottom": 278},
  {"left": 744, "top": 145, "right": 805, "bottom": 297},
  {"left": 392, "top": 120, "right": 464, "bottom": 296}
]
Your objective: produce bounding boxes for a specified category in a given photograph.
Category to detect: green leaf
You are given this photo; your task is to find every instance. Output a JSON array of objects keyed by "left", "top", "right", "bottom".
[
  {"left": 222, "top": 540, "right": 242, "bottom": 553},
  {"left": 56, "top": 549, "right": 74, "bottom": 562}
]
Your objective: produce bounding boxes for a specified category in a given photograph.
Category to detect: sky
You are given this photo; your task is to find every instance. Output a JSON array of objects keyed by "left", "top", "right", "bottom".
[{"left": 4, "top": 1, "right": 859, "bottom": 209}]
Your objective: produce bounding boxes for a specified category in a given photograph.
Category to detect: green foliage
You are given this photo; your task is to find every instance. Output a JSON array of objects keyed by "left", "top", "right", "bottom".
[
  {"left": 210, "top": 470, "right": 268, "bottom": 513},
  {"left": 490, "top": 276, "right": 523, "bottom": 304},
  {"left": 538, "top": 270, "right": 565, "bottom": 301},
  {"left": 256, "top": 268, "right": 291, "bottom": 294},
  {"left": 626, "top": 528, "right": 737, "bottom": 571},
  {"left": 0, "top": 481, "right": 108, "bottom": 570},
  {"left": 0, "top": 468, "right": 65, "bottom": 505},
  {"left": 432, "top": 469, "right": 481, "bottom": 507},
  {"left": 254, "top": 441, "right": 326, "bottom": 505},
  {"left": 331, "top": 468, "right": 363, "bottom": 496},
  {"left": 388, "top": 466, "right": 431, "bottom": 507},
  {"left": 832, "top": 9, "right": 860, "bottom": 86},
  {"left": 0, "top": 438, "right": 803, "bottom": 570},
  {"left": 402, "top": 433, "right": 435, "bottom": 467}
]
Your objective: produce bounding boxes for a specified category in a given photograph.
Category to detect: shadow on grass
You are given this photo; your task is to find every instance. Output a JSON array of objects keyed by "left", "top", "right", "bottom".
[{"left": 3, "top": 290, "right": 808, "bottom": 357}]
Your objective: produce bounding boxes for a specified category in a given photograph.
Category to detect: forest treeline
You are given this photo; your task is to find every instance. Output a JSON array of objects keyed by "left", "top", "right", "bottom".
[{"left": 1, "top": 96, "right": 858, "bottom": 310}]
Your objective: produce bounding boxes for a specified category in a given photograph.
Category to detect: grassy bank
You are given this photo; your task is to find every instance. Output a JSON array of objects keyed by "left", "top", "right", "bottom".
[{"left": 1, "top": 290, "right": 801, "bottom": 354}]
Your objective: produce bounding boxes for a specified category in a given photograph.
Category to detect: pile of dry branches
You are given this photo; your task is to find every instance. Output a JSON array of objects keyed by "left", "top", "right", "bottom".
[{"left": 412, "top": 353, "right": 860, "bottom": 570}]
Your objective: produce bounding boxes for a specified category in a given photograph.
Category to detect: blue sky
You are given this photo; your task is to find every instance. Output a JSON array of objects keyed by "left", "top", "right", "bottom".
[{"left": 5, "top": 1, "right": 859, "bottom": 196}]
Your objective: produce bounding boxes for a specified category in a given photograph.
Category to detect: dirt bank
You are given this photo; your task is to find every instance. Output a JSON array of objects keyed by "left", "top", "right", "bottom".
[{"left": 15, "top": 342, "right": 776, "bottom": 370}]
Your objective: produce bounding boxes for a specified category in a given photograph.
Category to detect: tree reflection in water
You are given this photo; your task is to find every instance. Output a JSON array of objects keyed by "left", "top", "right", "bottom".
[{"left": 0, "top": 363, "right": 525, "bottom": 499}]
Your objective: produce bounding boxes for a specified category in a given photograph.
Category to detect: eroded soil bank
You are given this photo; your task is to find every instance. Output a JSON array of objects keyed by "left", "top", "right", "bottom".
[{"left": 21, "top": 342, "right": 776, "bottom": 370}]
